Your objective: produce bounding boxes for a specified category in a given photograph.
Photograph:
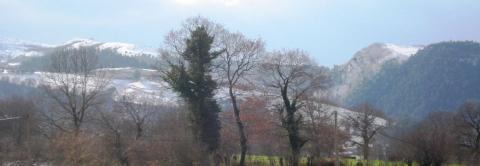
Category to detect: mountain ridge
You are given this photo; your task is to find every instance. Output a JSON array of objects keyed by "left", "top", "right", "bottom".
[
  {"left": 330, "top": 42, "right": 423, "bottom": 103},
  {"left": 0, "top": 38, "right": 157, "bottom": 61},
  {"left": 345, "top": 41, "right": 480, "bottom": 121},
  {"left": 0, "top": 38, "right": 159, "bottom": 71}
]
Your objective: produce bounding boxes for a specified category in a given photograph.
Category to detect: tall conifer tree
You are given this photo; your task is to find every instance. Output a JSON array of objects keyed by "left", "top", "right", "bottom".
[{"left": 163, "top": 26, "right": 222, "bottom": 153}]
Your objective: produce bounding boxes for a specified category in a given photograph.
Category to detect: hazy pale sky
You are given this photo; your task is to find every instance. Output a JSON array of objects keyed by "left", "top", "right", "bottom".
[{"left": 1, "top": 0, "right": 479, "bottom": 66}]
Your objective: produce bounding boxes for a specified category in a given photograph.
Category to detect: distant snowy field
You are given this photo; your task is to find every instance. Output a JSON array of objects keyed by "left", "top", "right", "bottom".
[{"left": 0, "top": 68, "right": 251, "bottom": 106}]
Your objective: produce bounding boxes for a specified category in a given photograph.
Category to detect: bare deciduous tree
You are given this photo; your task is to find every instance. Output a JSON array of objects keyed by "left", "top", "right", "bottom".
[
  {"left": 98, "top": 109, "right": 130, "bottom": 166},
  {"left": 42, "top": 47, "right": 110, "bottom": 135},
  {"left": 261, "top": 49, "right": 329, "bottom": 166},
  {"left": 97, "top": 95, "right": 176, "bottom": 166},
  {"left": 162, "top": 16, "right": 224, "bottom": 59},
  {"left": 345, "top": 103, "right": 385, "bottom": 163},
  {"left": 116, "top": 93, "right": 156, "bottom": 140},
  {"left": 455, "top": 101, "right": 480, "bottom": 163},
  {"left": 408, "top": 111, "right": 456, "bottom": 166},
  {"left": 0, "top": 97, "right": 43, "bottom": 163},
  {"left": 217, "top": 30, "right": 265, "bottom": 166},
  {"left": 303, "top": 97, "right": 348, "bottom": 163}
]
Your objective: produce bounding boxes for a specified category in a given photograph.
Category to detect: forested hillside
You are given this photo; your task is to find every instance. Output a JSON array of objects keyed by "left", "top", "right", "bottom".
[{"left": 346, "top": 41, "right": 480, "bottom": 121}]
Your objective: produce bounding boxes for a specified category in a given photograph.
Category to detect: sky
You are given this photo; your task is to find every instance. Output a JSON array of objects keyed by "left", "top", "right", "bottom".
[{"left": 1, "top": 0, "right": 480, "bottom": 67}]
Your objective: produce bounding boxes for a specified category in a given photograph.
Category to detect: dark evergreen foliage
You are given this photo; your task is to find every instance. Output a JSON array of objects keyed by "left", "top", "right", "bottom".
[{"left": 163, "top": 26, "right": 223, "bottom": 152}]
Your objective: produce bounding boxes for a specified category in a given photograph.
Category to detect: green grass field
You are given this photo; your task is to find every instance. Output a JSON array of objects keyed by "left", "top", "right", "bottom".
[{"left": 228, "top": 155, "right": 464, "bottom": 166}]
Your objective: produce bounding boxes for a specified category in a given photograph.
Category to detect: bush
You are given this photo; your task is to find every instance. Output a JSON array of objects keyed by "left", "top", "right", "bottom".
[{"left": 49, "top": 133, "right": 110, "bottom": 166}]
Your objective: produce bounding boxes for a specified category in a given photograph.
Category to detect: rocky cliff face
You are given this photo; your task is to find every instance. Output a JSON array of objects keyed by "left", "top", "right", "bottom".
[{"left": 330, "top": 43, "right": 422, "bottom": 103}]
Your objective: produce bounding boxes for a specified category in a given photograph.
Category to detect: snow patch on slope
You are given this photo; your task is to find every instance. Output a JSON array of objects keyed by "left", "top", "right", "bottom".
[
  {"left": 61, "top": 38, "right": 156, "bottom": 57},
  {"left": 0, "top": 38, "right": 52, "bottom": 61},
  {"left": 99, "top": 42, "right": 154, "bottom": 56},
  {"left": 331, "top": 43, "right": 423, "bottom": 103},
  {"left": 384, "top": 43, "right": 421, "bottom": 57},
  {"left": 0, "top": 69, "right": 257, "bottom": 107},
  {"left": 64, "top": 38, "right": 99, "bottom": 48}
]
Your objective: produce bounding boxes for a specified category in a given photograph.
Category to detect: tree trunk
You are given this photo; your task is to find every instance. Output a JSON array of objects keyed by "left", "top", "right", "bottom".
[
  {"left": 405, "top": 160, "right": 412, "bottom": 166},
  {"left": 307, "top": 156, "right": 314, "bottom": 166},
  {"left": 224, "top": 155, "right": 231, "bottom": 166},
  {"left": 114, "top": 132, "right": 129, "bottom": 166},
  {"left": 433, "top": 160, "right": 443, "bottom": 166},
  {"left": 288, "top": 114, "right": 304, "bottom": 165},
  {"left": 420, "top": 159, "right": 432, "bottom": 166},
  {"left": 135, "top": 123, "right": 143, "bottom": 139},
  {"left": 363, "top": 140, "right": 369, "bottom": 165},
  {"left": 198, "top": 152, "right": 211, "bottom": 166},
  {"left": 286, "top": 108, "right": 304, "bottom": 166},
  {"left": 214, "top": 153, "right": 222, "bottom": 166},
  {"left": 73, "top": 116, "right": 81, "bottom": 136},
  {"left": 291, "top": 149, "right": 300, "bottom": 166},
  {"left": 228, "top": 87, "right": 248, "bottom": 166}
]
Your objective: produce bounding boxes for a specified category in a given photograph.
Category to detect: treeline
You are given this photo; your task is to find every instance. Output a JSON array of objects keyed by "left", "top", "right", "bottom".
[
  {"left": 389, "top": 102, "right": 480, "bottom": 166},
  {"left": 0, "top": 17, "right": 479, "bottom": 166}
]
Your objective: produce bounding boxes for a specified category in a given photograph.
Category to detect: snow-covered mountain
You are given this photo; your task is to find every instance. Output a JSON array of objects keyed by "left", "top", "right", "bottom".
[
  {"left": 345, "top": 41, "right": 480, "bottom": 120},
  {"left": 330, "top": 43, "right": 423, "bottom": 103},
  {"left": 0, "top": 38, "right": 157, "bottom": 67},
  {"left": 0, "top": 38, "right": 52, "bottom": 62},
  {"left": 0, "top": 38, "right": 160, "bottom": 71},
  {"left": 61, "top": 38, "right": 156, "bottom": 57}
]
